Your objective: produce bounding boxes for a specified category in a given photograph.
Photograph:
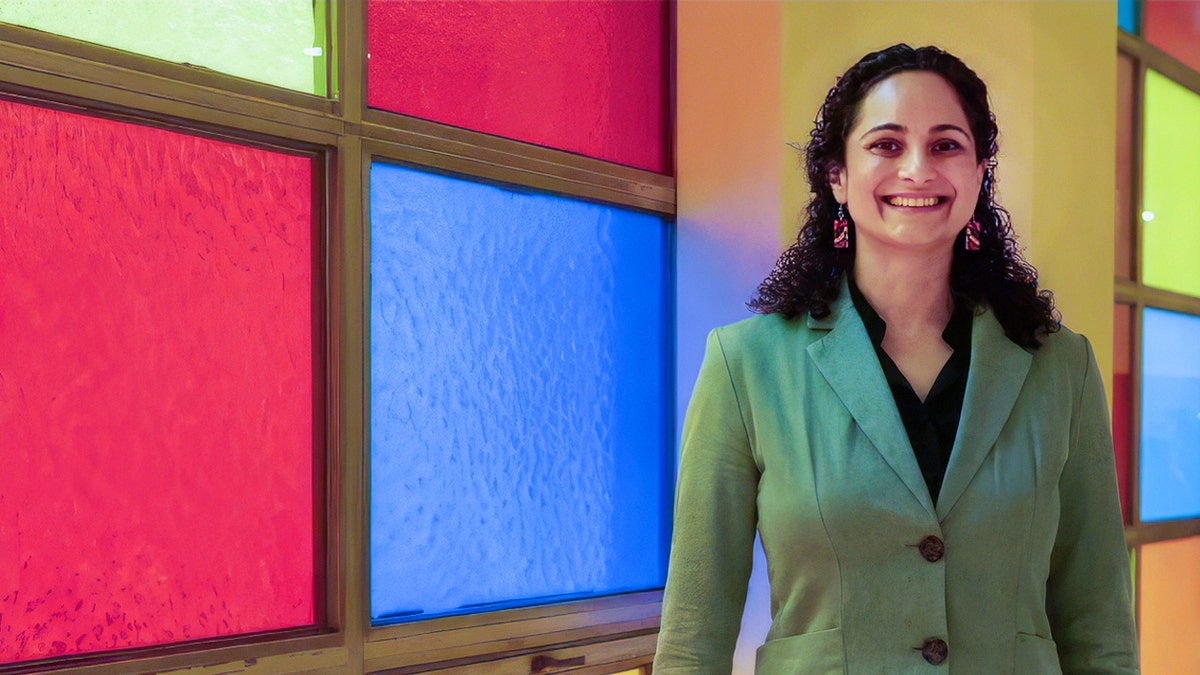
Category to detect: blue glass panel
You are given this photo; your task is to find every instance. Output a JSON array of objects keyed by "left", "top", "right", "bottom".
[
  {"left": 1119, "top": 0, "right": 1137, "bottom": 33},
  {"left": 368, "top": 162, "right": 671, "bottom": 623},
  {"left": 1140, "top": 307, "right": 1200, "bottom": 522}
]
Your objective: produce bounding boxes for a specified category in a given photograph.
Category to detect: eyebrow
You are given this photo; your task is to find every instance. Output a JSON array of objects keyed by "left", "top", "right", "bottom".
[{"left": 859, "top": 123, "right": 971, "bottom": 139}]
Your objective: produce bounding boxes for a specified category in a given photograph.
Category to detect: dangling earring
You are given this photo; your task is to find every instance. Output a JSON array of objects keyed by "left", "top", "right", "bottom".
[
  {"left": 833, "top": 204, "right": 849, "bottom": 249},
  {"left": 964, "top": 218, "right": 981, "bottom": 251}
]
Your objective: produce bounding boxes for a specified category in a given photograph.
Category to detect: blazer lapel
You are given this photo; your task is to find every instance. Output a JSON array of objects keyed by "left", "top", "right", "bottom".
[
  {"left": 806, "top": 283, "right": 936, "bottom": 517},
  {"left": 935, "top": 308, "right": 1033, "bottom": 520}
]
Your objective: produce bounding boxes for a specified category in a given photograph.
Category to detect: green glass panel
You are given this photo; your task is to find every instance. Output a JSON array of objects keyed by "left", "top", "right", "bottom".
[
  {"left": 1142, "top": 70, "right": 1200, "bottom": 297},
  {"left": 0, "top": 0, "right": 326, "bottom": 95}
]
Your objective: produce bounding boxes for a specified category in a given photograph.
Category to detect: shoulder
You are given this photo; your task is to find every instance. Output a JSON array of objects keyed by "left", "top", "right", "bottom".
[
  {"left": 709, "top": 312, "right": 820, "bottom": 361},
  {"left": 1017, "top": 321, "right": 1101, "bottom": 403},
  {"left": 1029, "top": 322, "right": 1096, "bottom": 371}
]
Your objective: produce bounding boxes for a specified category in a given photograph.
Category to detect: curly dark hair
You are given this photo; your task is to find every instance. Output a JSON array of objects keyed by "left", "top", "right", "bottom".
[{"left": 748, "top": 44, "right": 1059, "bottom": 349}]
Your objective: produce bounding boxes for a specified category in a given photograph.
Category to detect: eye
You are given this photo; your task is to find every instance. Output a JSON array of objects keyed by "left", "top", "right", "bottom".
[
  {"left": 868, "top": 139, "right": 902, "bottom": 154},
  {"left": 932, "top": 139, "right": 965, "bottom": 153}
]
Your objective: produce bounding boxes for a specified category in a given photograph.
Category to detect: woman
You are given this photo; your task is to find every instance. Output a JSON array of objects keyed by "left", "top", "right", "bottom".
[{"left": 653, "top": 45, "right": 1138, "bottom": 673}]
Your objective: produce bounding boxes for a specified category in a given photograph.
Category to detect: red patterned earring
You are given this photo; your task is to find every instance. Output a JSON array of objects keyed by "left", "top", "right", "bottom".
[
  {"left": 833, "top": 204, "right": 849, "bottom": 249},
  {"left": 964, "top": 218, "right": 981, "bottom": 251}
]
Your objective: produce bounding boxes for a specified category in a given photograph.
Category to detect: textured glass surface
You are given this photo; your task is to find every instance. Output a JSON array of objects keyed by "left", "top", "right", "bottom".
[
  {"left": 1116, "top": 53, "right": 1134, "bottom": 280},
  {"left": 1146, "top": 1, "right": 1200, "bottom": 73},
  {"left": 369, "top": 163, "right": 670, "bottom": 623},
  {"left": 366, "top": 0, "right": 669, "bottom": 172},
  {"left": 1119, "top": 0, "right": 1138, "bottom": 33},
  {"left": 0, "top": 0, "right": 324, "bottom": 94},
  {"left": 1140, "top": 308, "right": 1200, "bottom": 521},
  {"left": 1113, "top": 304, "right": 1133, "bottom": 523},
  {"left": 1141, "top": 536, "right": 1200, "bottom": 674},
  {"left": 0, "top": 99, "right": 317, "bottom": 664},
  {"left": 1142, "top": 70, "right": 1200, "bottom": 297}
]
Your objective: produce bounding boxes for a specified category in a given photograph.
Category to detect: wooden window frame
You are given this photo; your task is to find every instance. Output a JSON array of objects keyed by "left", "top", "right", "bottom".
[
  {"left": 1116, "top": 22, "right": 1200, "bottom": 636},
  {"left": 0, "top": 2, "right": 675, "bottom": 674}
]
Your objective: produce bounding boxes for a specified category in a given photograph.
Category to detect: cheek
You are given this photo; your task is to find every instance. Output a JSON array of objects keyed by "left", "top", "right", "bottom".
[{"left": 845, "top": 159, "right": 884, "bottom": 193}]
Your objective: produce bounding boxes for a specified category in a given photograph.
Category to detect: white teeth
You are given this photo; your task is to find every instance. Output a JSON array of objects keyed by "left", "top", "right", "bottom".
[{"left": 887, "top": 196, "right": 940, "bottom": 207}]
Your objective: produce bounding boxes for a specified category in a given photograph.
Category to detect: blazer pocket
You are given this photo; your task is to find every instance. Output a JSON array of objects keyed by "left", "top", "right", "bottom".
[
  {"left": 755, "top": 627, "right": 844, "bottom": 675},
  {"left": 1014, "top": 632, "right": 1063, "bottom": 675}
]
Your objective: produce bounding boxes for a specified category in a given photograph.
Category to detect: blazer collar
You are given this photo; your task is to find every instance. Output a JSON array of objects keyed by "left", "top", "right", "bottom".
[
  {"left": 936, "top": 303, "right": 1032, "bottom": 520},
  {"left": 806, "top": 279, "right": 936, "bottom": 515},
  {"left": 805, "top": 278, "right": 1032, "bottom": 521}
]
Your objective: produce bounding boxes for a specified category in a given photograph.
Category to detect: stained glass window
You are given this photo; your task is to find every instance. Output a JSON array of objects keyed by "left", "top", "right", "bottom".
[
  {"left": 0, "top": 98, "right": 319, "bottom": 664},
  {"left": 1139, "top": 307, "right": 1200, "bottom": 522},
  {"left": 1140, "top": 536, "right": 1200, "bottom": 673},
  {"left": 1113, "top": 304, "right": 1134, "bottom": 522},
  {"left": 366, "top": 0, "right": 669, "bottom": 172},
  {"left": 0, "top": 0, "right": 326, "bottom": 94},
  {"left": 1145, "top": 1, "right": 1200, "bottom": 73},
  {"left": 1116, "top": 53, "right": 1135, "bottom": 280},
  {"left": 1142, "top": 69, "right": 1200, "bottom": 297},
  {"left": 1119, "top": 0, "right": 1138, "bottom": 33},
  {"left": 368, "top": 162, "right": 670, "bottom": 623}
]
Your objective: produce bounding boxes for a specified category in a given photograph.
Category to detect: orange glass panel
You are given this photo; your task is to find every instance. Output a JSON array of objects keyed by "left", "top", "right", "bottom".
[
  {"left": 1140, "top": 536, "right": 1200, "bottom": 674},
  {"left": 1116, "top": 53, "right": 1135, "bottom": 280},
  {"left": 1113, "top": 304, "right": 1134, "bottom": 523}
]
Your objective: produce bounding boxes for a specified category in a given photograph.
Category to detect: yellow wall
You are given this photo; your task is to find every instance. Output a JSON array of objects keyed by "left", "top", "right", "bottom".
[{"left": 678, "top": 2, "right": 1117, "bottom": 672}]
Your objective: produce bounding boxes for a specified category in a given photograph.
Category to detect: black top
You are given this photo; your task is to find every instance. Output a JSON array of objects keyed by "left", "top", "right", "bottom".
[{"left": 847, "top": 279, "right": 973, "bottom": 506}]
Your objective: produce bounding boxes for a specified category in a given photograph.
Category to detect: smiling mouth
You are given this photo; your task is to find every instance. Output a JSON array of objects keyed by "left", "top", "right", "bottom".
[{"left": 884, "top": 196, "right": 945, "bottom": 207}]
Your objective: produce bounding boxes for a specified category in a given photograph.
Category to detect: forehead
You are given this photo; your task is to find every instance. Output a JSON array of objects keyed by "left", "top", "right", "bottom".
[{"left": 852, "top": 71, "right": 970, "bottom": 132}]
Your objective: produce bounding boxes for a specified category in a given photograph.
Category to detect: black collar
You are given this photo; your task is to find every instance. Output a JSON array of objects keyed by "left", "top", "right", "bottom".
[{"left": 847, "top": 276, "right": 973, "bottom": 353}]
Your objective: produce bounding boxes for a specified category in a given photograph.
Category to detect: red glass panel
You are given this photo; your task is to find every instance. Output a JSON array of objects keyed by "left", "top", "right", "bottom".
[
  {"left": 366, "top": 0, "right": 669, "bottom": 173},
  {"left": 0, "top": 99, "right": 318, "bottom": 664},
  {"left": 1113, "top": 304, "right": 1134, "bottom": 523},
  {"left": 1116, "top": 53, "right": 1134, "bottom": 280},
  {"left": 1145, "top": 1, "right": 1200, "bottom": 73}
]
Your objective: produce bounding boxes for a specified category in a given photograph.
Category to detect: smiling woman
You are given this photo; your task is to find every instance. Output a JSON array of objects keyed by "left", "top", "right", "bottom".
[
  {"left": 830, "top": 71, "right": 984, "bottom": 259},
  {"left": 653, "top": 44, "right": 1138, "bottom": 674}
]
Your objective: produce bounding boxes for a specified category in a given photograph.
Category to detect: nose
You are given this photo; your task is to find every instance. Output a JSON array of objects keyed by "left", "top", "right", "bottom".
[{"left": 899, "top": 148, "right": 935, "bottom": 183}]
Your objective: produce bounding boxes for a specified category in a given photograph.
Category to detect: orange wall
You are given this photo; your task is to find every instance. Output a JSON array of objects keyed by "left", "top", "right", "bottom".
[{"left": 675, "top": 5, "right": 782, "bottom": 667}]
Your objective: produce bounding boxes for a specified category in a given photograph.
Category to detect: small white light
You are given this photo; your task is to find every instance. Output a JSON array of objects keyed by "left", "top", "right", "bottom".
[
  {"left": 1142, "top": 210, "right": 1156, "bottom": 222},
  {"left": 304, "top": 47, "right": 323, "bottom": 57}
]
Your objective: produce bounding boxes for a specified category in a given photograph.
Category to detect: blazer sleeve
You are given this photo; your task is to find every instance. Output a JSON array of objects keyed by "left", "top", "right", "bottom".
[
  {"left": 653, "top": 329, "right": 760, "bottom": 674},
  {"left": 1047, "top": 337, "right": 1140, "bottom": 673}
]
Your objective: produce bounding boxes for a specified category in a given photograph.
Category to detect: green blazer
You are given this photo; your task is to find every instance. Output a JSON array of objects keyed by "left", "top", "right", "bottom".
[{"left": 653, "top": 286, "right": 1138, "bottom": 674}]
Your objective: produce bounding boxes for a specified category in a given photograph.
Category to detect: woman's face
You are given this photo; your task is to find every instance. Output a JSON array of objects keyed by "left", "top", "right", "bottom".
[{"left": 829, "top": 70, "right": 985, "bottom": 257}]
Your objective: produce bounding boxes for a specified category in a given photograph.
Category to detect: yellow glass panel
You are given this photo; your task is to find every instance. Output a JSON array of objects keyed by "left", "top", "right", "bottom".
[
  {"left": 1140, "top": 536, "right": 1200, "bottom": 674},
  {"left": 1131, "top": 548, "right": 1137, "bottom": 614},
  {"left": 0, "top": 0, "right": 326, "bottom": 94},
  {"left": 1142, "top": 70, "right": 1200, "bottom": 296}
]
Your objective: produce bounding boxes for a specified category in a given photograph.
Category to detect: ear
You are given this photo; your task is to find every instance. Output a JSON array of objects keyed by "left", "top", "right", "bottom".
[{"left": 828, "top": 164, "right": 848, "bottom": 203}]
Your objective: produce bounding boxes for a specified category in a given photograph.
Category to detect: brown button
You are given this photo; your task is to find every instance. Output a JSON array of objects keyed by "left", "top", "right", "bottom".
[
  {"left": 919, "top": 637, "right": 948, "bottom": 665},
  {"left": 918, "top": 535, "right": 944, "bottom": 562}
]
